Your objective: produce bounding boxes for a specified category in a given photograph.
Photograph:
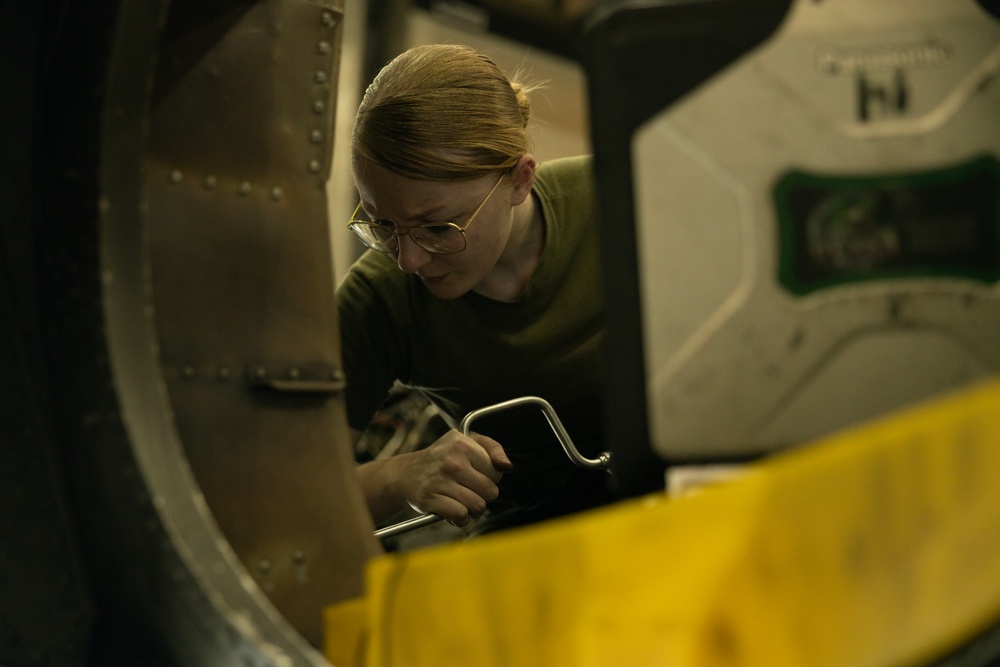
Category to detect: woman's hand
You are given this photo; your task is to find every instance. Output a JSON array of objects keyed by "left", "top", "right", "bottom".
[{"left": 356, "top": 430, "right": 512, "bottom": 526}]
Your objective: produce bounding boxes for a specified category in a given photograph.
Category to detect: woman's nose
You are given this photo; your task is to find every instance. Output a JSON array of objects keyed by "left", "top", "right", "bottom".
[{"left": 395, "top": 235, "right": 432, "bottom": 274}]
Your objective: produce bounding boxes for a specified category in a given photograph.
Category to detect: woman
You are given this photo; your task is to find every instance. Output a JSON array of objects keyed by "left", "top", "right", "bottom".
[{"left": 338, "top": 44, "right": 612, "bottom": 536}]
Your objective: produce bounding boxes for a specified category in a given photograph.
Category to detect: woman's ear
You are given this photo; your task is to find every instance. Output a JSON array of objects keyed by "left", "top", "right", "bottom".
[{"left": 508, "top": 153, "right": 537, "bottom": 205}]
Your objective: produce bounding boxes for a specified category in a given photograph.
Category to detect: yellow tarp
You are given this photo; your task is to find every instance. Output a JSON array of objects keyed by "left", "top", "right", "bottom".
[{"left": 326, "top": 378, "right": 1000, "bottom": 666}]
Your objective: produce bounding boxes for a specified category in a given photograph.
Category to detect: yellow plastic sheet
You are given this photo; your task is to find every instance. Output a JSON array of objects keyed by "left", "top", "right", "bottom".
[
  {"left": 323, "top": 596, "right": 368, "bottom": 667},
  {"left": 326, "top": 378, "right": 1000, "bottom": 667}
]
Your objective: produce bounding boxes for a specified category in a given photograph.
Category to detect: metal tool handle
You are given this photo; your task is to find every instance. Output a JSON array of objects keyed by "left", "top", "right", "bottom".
[{"left": 373, "top": 396, "right": 611, "bottom": 539}]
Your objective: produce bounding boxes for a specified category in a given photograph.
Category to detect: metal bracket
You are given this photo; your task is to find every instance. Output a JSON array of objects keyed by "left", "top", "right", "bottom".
[{"left": 247, "top": 362, "right": 346, "bottom": 394}]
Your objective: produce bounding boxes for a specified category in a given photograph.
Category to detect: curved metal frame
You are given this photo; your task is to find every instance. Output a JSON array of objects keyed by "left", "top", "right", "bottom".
[
  {"left": 28, "top": 1, "right": 368, "bottom": 664},
  {"left": 99, "top": 2, "right": 345, "bottom": 664}
]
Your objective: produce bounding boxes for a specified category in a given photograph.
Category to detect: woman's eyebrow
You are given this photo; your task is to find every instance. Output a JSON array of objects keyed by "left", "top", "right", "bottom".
[
  {"left": 365, "top": 201, "right": 453, "bottom": 224},
  {"left": 403, "top": 198, "right": 456, "bottom": 221}
]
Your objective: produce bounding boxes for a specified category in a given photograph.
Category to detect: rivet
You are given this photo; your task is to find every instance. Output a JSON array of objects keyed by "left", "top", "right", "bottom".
[
  {"left": 254, "top": 366, "right": 268, "bottom": 379},
  {"left": 309, "top": 129, "right": 324, "bottom": 144},
  {"left": 204, "top": 175, "right": 217, "bottom": 189},
  {"left": 270, "top": 186, "right": 284, "bottom": 201},
  {"left": 258, "top": 558, "right": 272, "bottom": 575},
  {"left": 288, "top": 367, "right": 301, "bottom": 380},
  {"left": 314, "top": 70, "right": 328, "bottom": 84},
  {"left": 168, "top": 169, "right": 183, "bottom": 184},
  {"left": 237, "top": 181, "right": 252, "bottom": 196},
  {"left": 217, "top": 366, "right": 231, "bottom": 380},
  {"left": 312, "top": 99, "right": 326, "bottom": 114},
  {"left": 321, "top": 12, "right": 336, "bottom": 26},
  {"left": 317, "top": 41, "right": 330, "bottom": 55},
  {"left": 308, "top": 159, "right": 322, "bottom": 174},
  {"left": 292, "top": 549, "right": 306, "bottom": 564},
  {"left": 181, "top": 365, "right": 196, "bottom": 379}
]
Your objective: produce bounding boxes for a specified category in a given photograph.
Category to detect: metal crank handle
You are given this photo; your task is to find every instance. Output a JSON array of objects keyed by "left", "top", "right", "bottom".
[
  {"left": 373, "top": 512, "right": 442, "bottom": 539},
  {"left": 461, "top": 396, "right": 611, "bottom": 469},
  {"left": 373, "top": 396, "right": 612, "bottom": 539}
]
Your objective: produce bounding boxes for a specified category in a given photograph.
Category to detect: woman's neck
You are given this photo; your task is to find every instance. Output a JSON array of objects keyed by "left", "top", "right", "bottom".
[{"left": 473, "top": 194, "right": 544, "bottom": 302}]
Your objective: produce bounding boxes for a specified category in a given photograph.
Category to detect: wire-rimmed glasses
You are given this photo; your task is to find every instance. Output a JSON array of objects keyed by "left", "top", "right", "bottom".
[{"left": 348, "top": 172, "right": 507, "bottom": 255}]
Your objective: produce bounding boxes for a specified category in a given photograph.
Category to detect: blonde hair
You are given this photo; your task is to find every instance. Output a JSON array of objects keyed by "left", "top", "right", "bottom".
[{"left": 352, "top": 44, "right": 536, "bottom": 181}]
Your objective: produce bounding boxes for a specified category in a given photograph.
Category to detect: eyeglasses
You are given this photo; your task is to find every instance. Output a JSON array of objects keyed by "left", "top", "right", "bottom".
[{"left": 348, "top": 172, "right": 507, "bottom": 255}]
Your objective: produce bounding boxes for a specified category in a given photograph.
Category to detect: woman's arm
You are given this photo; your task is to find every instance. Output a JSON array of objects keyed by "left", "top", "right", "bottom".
[{"left": 355, "top": 430, "right": 513, "bottom": 526}]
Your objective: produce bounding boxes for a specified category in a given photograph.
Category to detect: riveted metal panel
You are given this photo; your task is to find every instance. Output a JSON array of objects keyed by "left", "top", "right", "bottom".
[
  {"left": 144, "top": 0, "right": 378, "bottom": 647},
  {"left": 16, "top": 0, "right": 375, "bottom": 663}
]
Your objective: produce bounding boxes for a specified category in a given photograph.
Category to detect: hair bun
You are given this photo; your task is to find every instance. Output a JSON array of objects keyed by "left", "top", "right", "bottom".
[{"left": 510, "top": 81, "right": 532, "bottom": 129}]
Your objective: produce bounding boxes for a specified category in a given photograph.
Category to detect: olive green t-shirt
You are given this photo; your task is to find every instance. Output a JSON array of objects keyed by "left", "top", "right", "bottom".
[{"left": 336, "top": 155, "right": 611, "bottom": 531}]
